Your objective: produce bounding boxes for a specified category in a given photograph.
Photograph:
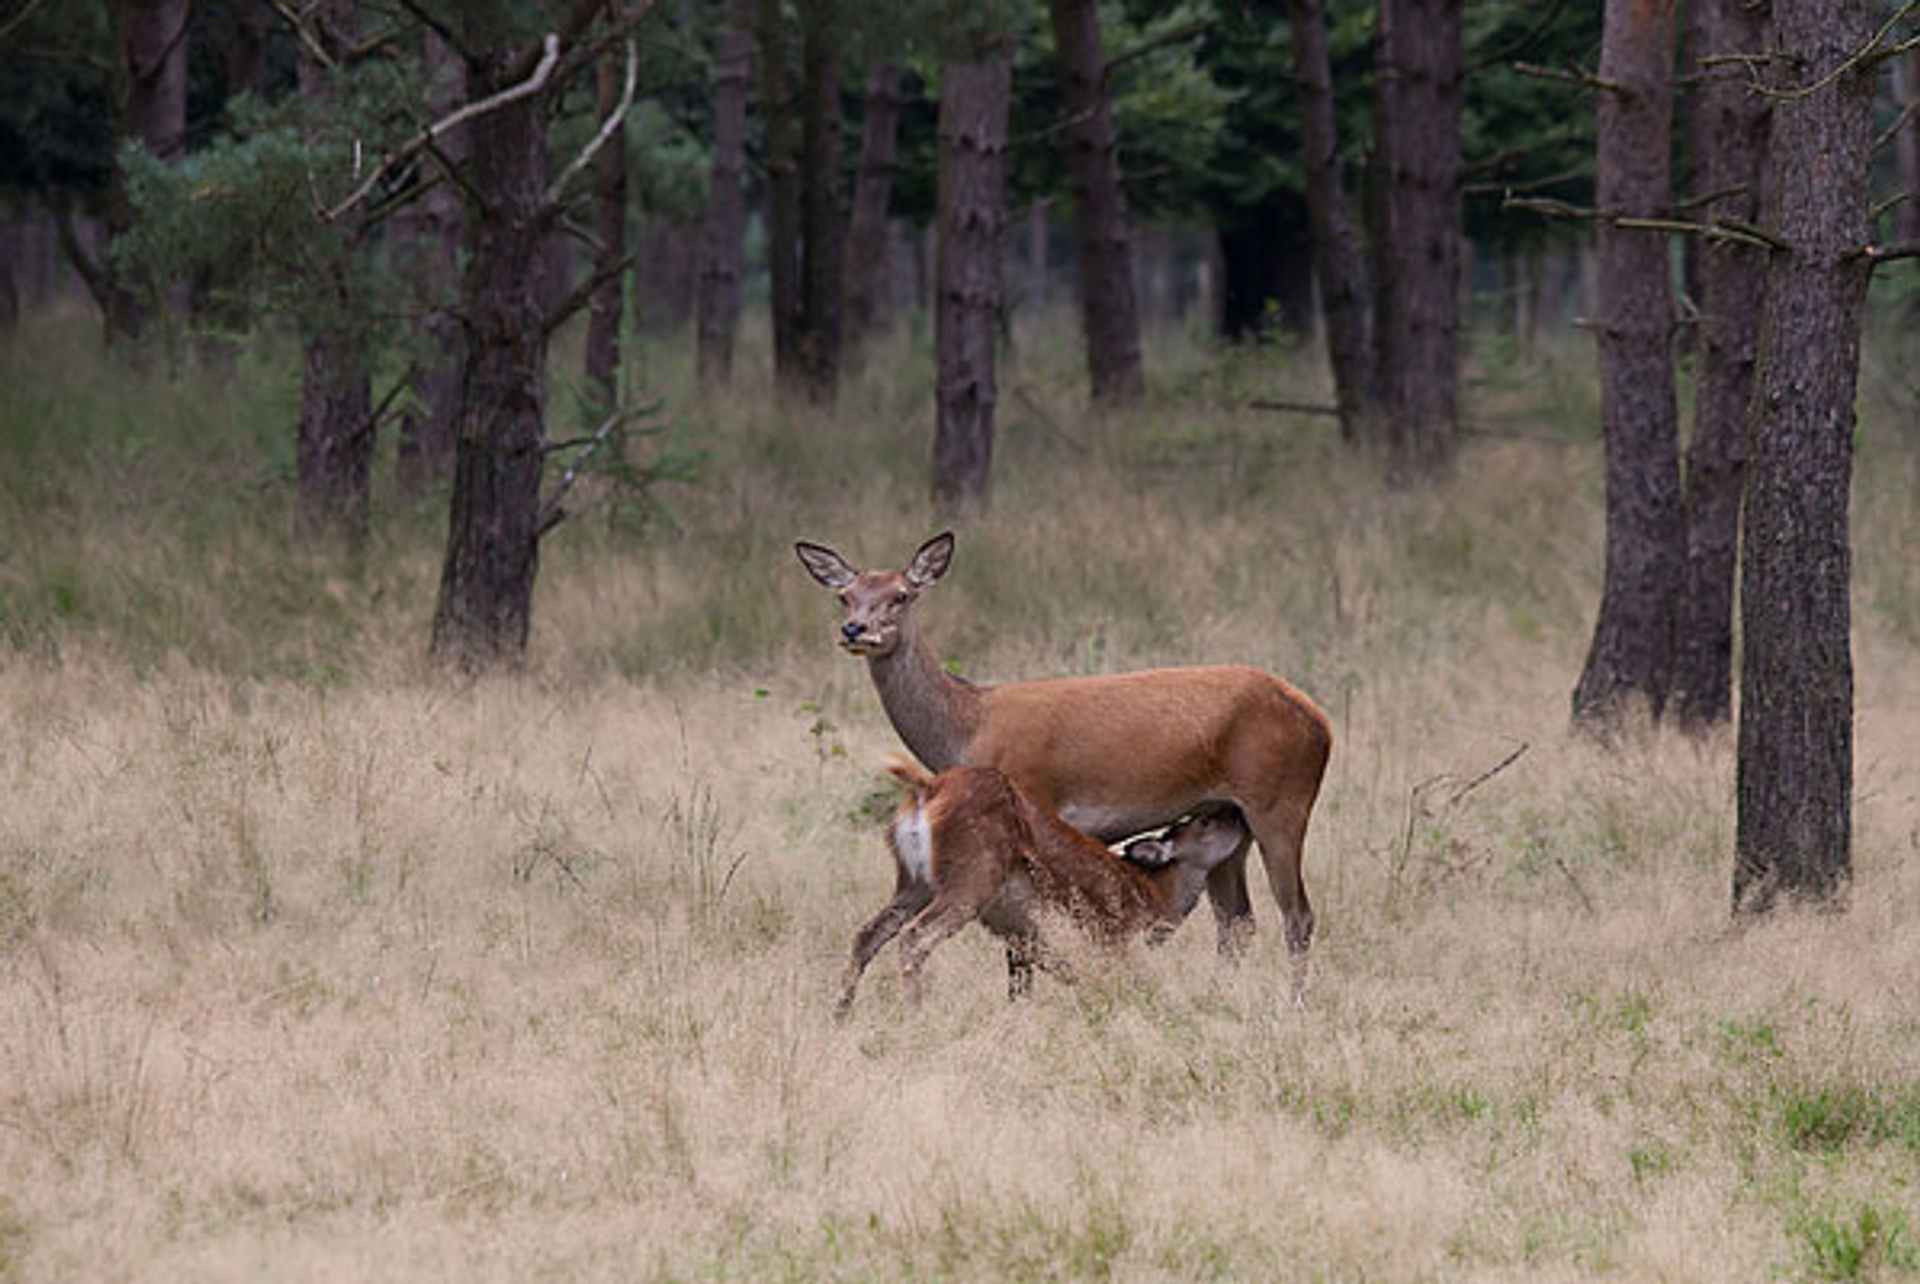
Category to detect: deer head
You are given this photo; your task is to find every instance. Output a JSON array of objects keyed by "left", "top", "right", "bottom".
[
  {"left": 795, "top": 532, "right": 954, "bottom": 659},
  {"left": 1120, "top": 808, "right": 1248, "bottom": 873}
]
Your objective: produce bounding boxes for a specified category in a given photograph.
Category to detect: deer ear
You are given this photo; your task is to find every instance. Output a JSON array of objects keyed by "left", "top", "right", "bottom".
[
  {"left": 906, "top": 532, "right": 955, "bottom": 588},
  {"left": 795, "top": 541, "right": 857, "bottom": 589}
]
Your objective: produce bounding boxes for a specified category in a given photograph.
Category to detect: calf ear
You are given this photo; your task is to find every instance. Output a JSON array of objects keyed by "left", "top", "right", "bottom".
[
  {"left": 795, "top": 541, "right": 858, "bottom": 589},
  {"left": 1121, "top": 836, "right": 1175, "bottom": 868},
  {"left": 906, "top": 531, "right": 955, "bottom": 588}
]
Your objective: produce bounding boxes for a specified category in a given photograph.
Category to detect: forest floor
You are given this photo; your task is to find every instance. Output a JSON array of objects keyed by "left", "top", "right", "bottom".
[{"left": 3, "top": 311, "right": 1919, "bottom": 1281}]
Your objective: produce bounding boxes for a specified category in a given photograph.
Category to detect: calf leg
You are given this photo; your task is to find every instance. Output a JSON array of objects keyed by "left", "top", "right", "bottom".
[
  {"left": 836, "top": 880, "right": 933, "bottom": 1019},
  {"left": 896, "top": 897, "right": 983, "bottom": 1008}
]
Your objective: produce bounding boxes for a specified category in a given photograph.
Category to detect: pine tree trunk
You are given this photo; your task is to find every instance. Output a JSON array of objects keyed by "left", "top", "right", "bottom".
[
  {"left": 1286, "top": 0, "right": 1374, "bottom": 440},
  {"left": 842, "top": 62, "right": 902, "bottom": 358},
  {"left": 796, "top": 0, "right": 844, "bottom": 403},
  {"left": 103, "top": 0, "right": 189, "bottom": 345},
  {"left": 696, "top": 2, "right": 752, "bottom": 388},
  {"left": 932, "top": 41, "right": 1013, "bottom": 516},
  {"left": 584, "top": 48, "right": 629, "bottom": 412},
  {"left": 1372, "top": 0, "right": 1462, "bottom": 475},
  {"left": 1048, "top": 0, "right": 1144, "bottom": 404},
  {"left": 430, "top": 48, "right": 551, "bottom": 669},
  {"left": 757, "top": 0, "right": 802, "bottom": 389},
  {"left": 1672, "top": 0, "right": 1770, "bottom": 729},
  {"left": 1573, "top": 0, "right": 1684, "bottom": 726},
  {"left": 1734, "top": 0, "right": 1870, "bottom": 913},
  {"left": 294, "top": 0, "right": 375, "bottom": 541},
  {"left": 395, "top": 31, "right": 466, "bottom": 493},
  {"left": 1893, "top": 50, "right": 1920, "bottom": 245}
]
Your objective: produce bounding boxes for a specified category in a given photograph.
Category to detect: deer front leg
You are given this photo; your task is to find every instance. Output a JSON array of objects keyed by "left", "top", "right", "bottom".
[{"left": 836, "top": 881, "right": 934, "bottom": 1019}]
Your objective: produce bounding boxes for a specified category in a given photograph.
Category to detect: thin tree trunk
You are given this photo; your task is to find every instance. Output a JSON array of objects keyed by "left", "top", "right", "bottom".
[
  {"left": 1672, "top": 0, "right": 1771, "bottom": 729},
  {"left": 696, "top": 2, "right": 752, "bottom": 388},
  {"left": 757, "top": 0, "right": 802, "bottom": 388},
  {"left": 295, "top": 0, "right": 375, "bottom": 541},
  {"left": 1572, "top": 0, "right": 1684, "bottom": 726},
  {"left": 931, "top": 40, "right": 1014, "bottom": 516},
  {"left": 843, "top": 61, "right": 902, "bottom": 358},
  {"left": 395, "top": 30, "right": 466, "bottom": 492},
  {"left": 1893, "top": 49, "right": 1920, "bottom": 244},
  {"left": 584, "top": 46, "right": 629, "bottom": 412},
  {"left": 1734, "top": 0, "right": 1871, "bottom": 913},
  {"left": 103, "top": 0, "right": 189, "bottom": 345},
  {"left": 1286, "top": 0, "right": 1375, "bottom": 440},
  {"left": 1372, "top": 0, "right": 1462, "bottom": 475},
  {"left": 1048, "top": 0, "right": 1144, "bottom": 403},
  {"left": 431, "top": 47, "right": 551, "bottom": 669},
  {"left": 796, "top": 0, "right": 844, "bottom": 403}
]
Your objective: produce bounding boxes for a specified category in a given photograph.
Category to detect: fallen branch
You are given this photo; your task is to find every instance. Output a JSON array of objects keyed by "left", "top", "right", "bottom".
[{"left": 1248, "top": 398, "right": 1342, "bottom": 418}]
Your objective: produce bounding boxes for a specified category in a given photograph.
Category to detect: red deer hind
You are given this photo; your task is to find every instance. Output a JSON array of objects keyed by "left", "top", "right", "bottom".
[{"left": 796, "top": 532, "right": 1331, "bottom": 986}]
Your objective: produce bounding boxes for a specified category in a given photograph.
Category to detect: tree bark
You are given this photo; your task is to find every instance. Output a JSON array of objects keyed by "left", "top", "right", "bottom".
[
  {"left": 295, "top": 0, "right": 376, "bottom": 542},
  {"left": 757, "top": 0, "right": 802, "bottom": 389},
  {"left": 1672, "top": 0, "right": 1770, "bottom": 729},
  {"left": 1372, "top": 0, "right": 1462, "bottom": 475},
  {"left": 932, "top": 41, "right": 1014, "bottom": 517},
  {"left": 1572, "top": 0, "right": 1684, "bottom": 726},
  {"left": 430, "top": 43, "right": 552, "bottom": 669},
  {"left": 696, "top": 2, "right": 752, "bottom": 388},
  {"left": 1286, "top": 0, "right": 1375, "bottom": 440},
  {"left": 795, "top": 0, "right": 844, "bottom": 403},
  {"left": 1048, "top": 0, "right": 1144, "bottom": 404},
  {"left": 395, "top": 30, "right": 466, "bottom": 492},
  {"left": 584, "top": 46, "right": 629, "bottom": 413},
  {"left": 1734, "top": 0, "right": 1870, "bottom": 913},
  {"left": 103, "top": 0, "right": 190, "bottom": 345},
  {"left": 843, "top": 61, "right": 903, "bottom": 358}
]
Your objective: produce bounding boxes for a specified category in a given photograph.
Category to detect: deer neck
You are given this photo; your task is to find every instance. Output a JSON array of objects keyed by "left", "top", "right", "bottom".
[{"left": 867, "top": 621, "right": 983, "bottom": 771}]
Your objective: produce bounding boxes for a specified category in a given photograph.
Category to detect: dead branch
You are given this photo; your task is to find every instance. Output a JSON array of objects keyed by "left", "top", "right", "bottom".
[
  {"left": 1513, "top": 60, "right": 1628, "bottom": 94},
  {"left": 538, "top": 402, "right": 646, "bottom": 537},
  {"left": 1503, "top": 194, "right": 1786, "bottom": 251},
  {"left": 545, "top": 39, "right": 638, "bottom": 205},
  {"left": 543, "top": 253, "right": 634, "bottom": 336},
  {"left": 320, "top": 32, "right": 561, "bottom": 223},
  {"left": 1875, "top": 100, "right": 1920, "bottom": 154},
  {"left": 1106, "top": 15, "right": 1215, "bottom": 79},
  {"left": 1467, "top": 0, "right": 1571, "bottom": 75},
  {"left": 1855, "top": 238, "right": 1920, "bottom": 266},
  {"left": 1445, "top": 742, "right": 1528, "bottom": 806}
]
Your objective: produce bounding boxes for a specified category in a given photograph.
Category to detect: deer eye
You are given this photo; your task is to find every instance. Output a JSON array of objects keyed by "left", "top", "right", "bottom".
[{"left": 894, "top": 591, "right": 911, "bottom": 605}]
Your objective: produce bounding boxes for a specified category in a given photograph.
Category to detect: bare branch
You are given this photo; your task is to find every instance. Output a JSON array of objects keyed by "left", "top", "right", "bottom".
[
  {"left": 1513, "top": 60, "right": 1629, "bottom": 94},
  {"left": 1713, "top": 1, "right": 1920, "bottom": 101},
  {"left": 545, "top": 39, "right": 637, "bottom": 206},
  {"left": 1855, "top": 238, "right": 1920, "bottom": 267},
  {"left": 538, "top": 402, "right": 641, "bottom": 536},
  {"left": 394, "top": 0, "right": 473, "bottom": 63},
  {"left": 1464, "top": 167, "right": 1586, "bottom": 197},
  {"left": 0, "top": 0, "right": 53, "bottom": 46},
  {"left": 320, "top": 33, "right": 561, "bottom": 223},
  {"left": 1466, "top": 0, "right": 1571, "bottom": 75},
  {"left": 1106, "top": 16, "right": 1215, "bottom": 79},
  {"left": 543, "top": 253, "right": 634, "bottom": 335},
  {"left": 1502, "top": 194, "right": 1786, "bottom": 251},
  {"left": 1875, "top": 100, "right": 1920, "bottom": 153},
  {"left": 1444, "top": 742, "right": 1528, "bottom": 806}
]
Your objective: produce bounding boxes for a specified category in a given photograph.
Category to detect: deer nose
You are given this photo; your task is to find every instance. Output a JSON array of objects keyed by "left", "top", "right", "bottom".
[{"left": 841, "top": 621, "right": 863, "bottom": 642}]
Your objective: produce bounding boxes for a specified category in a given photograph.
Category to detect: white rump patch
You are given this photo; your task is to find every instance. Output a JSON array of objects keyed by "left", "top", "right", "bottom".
[{"left": 892, "top": 808, "right": 933, "bottom": 885}]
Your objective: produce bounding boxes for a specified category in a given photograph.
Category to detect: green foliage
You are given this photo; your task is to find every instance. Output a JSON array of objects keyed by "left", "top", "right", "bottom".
[
  {"left": 1792, "top": 1203, "right": 1919, "bottom": 1282},
  {"left": 0, "top": 1, "right": 113, "bottom": 199}
]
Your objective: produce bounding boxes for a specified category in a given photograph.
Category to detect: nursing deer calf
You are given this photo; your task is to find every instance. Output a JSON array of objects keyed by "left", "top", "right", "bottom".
[
  {"left": 796, "top": 532, "right": 1332, "bottom": 982},
  {"left": 837, "top": 761, "right": 1250, "bottom": 1014}
]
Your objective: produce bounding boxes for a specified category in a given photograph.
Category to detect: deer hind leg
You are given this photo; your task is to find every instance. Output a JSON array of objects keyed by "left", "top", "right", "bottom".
[
  {"left": 836, "top": 879, "right": 934, "bottom": 1019},
  {"left": 895, "top": 894, "right": 986, "bottom": 1008},
  {"left": 1203, "top": 826, "right": 1257, "bottom": 957}
]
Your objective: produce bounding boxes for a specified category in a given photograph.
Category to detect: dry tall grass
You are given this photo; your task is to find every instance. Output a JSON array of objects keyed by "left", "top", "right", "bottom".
[{"left": 2, "top": 313, "right": 1918, "bottom": 1281}]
